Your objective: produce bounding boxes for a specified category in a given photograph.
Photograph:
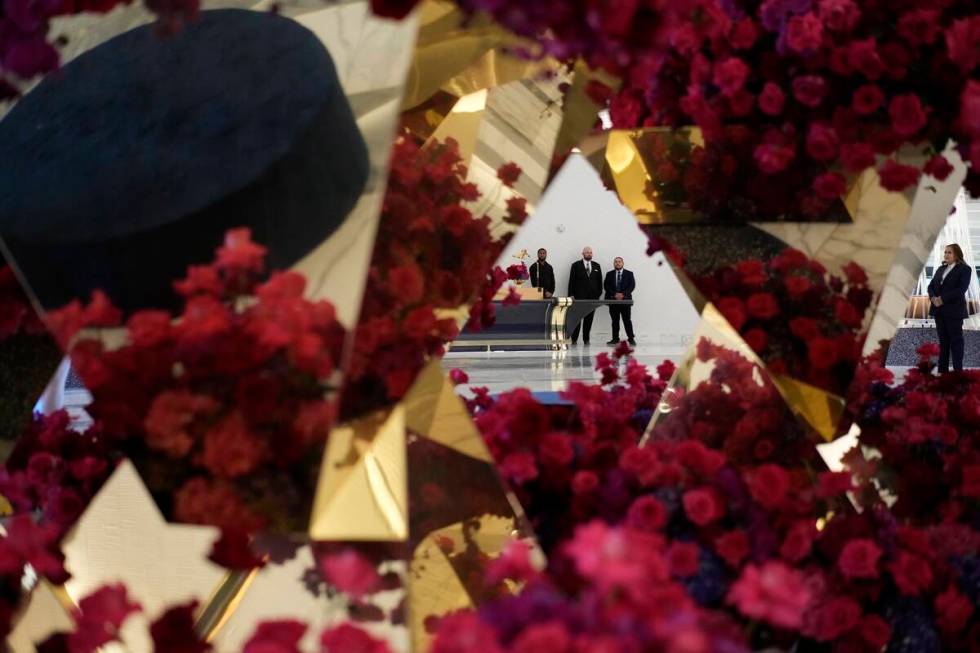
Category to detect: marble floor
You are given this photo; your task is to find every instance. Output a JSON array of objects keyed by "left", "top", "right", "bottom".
[{"left": 441, "top": 338, "right": 685, "bottom": 396}]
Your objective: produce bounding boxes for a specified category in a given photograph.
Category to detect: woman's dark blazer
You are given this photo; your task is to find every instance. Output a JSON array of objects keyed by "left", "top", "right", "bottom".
[{"left": 928, "top": 262, "right": 971, "bottom": 319}]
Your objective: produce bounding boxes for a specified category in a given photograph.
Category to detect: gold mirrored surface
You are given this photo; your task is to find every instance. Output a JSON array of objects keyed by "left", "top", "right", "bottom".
[{"left": 309, "top": 406, "right": 409, "bottom": 541}]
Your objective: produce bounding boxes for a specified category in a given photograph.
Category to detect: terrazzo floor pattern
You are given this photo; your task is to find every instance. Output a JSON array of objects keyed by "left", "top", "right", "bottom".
[{"left": 442, "top": 339, "right": 685, "bottom": 397}]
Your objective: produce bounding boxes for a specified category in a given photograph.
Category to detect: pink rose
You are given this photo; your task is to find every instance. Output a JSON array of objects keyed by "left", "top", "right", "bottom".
[{"left": 727, "top": 562, "right": 811, "bottom": 630}]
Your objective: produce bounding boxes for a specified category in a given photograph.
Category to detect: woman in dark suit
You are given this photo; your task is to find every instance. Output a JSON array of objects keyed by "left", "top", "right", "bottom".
[{"left": 928, "top": 243, "right": 971, "bottom": 372}]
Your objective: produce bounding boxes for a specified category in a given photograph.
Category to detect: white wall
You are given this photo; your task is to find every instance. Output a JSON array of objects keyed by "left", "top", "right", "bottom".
[{"left": 495, "top": 154, "right": 700, "bottom": 349}]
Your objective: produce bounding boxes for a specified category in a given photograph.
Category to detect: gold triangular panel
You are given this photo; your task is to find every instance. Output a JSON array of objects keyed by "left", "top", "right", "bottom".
[{"left": 309, "top": 407, "right": 409, "bottom": 541}]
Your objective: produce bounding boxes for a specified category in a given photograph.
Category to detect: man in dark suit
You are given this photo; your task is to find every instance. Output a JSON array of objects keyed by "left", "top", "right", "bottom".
[
  {"left": 567, "top": 246, "right": 603, "bottom": 344},
  {"left": 604, "top": 257, "right": 636, "bottom": 346},
  {"left": 529, "top": 248, "right": 555, "bottom": 298},
  {"left": 928, "top": 244, "right": 971, "bottom": 372}
]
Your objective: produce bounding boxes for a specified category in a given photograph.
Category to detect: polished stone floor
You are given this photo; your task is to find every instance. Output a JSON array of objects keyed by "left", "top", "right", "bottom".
[{"left": 441, "top": 339, "right": 685, "bottom": 396}]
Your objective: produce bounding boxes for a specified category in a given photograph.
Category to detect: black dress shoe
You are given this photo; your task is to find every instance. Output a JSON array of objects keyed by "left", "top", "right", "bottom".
[
  {"left": 628, "top": 339, "right": 636, "bottom": 346},
  {"left": 571, "top": 339, "right": 577, "bottom": 345},
  {"left": 583, "top": 340, "right": 590, "bottom": 346},
  {"left": 606, "top": 339, "right": 618, "bottom": 346}
]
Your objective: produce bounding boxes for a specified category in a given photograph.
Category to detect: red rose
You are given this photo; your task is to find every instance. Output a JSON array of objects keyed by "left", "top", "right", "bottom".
[
  {"left": 68, "top": 584, "right": 142, "bottom": 653},
  {"left": 717, "top": 297, "right": 748, "bottom": 330},
  {"left": 758, "top": 82, "right": 785, "bottom": 116},
  {"left": 512, "top": 622, "right": 569, "bottom": 653},
  {"left": 897, "top": 9, "right": 941, "bottom": 46},
  {"left": 736, "top": 260, "right": 767, "bottom": 286},
  {"left": 786, "top": 13, "right": 822, "bottom": 54},
  {"left": 834, "top": 298, "right": 862, "bottom": 328},
  {"left": 851, "top": 84, "right": 884, "bottom": 115},
  {"left": 923, "top": 155, "right": 954, "bottom": 181},
  {"left": 888, "top": 95, "right": 928, "bottom": 138},
  {"left": 817, "top": 471, "right": 854, "bottom": 498},
  {"left": 935, "top": 586, "right": 973, "bottom": 634},
  {"left": 959, "top": 80, "right": 980, "bottom": 138},
  {"left": 805, "top": 597, "right": 861, "bottom": 642},
  {"left": 747, "top": 464, "right": 790, "bottom": 510},
  {"left": 150, "top": 602, "right": 209, "bottom": 653},
  {"left": 839, "top": 142, "right": 876, "bottom": 172},
  {"left": 806, "top": 123, "right": 839, "bottom": 162},
  {"left": 715, "top": 531, "right": 750, "bottom": 567},
  {"left": 627, "top": 495, "right": 668, "bottom": 531},
  {"left": 388, "top": 264, "right": 425, "bottom": 304},
  {"left": 878, "top": 159, "right": 921, "bottom": 192},
  {"left": 792, "top": 75, "right": 827, "bottom": 108},
  {"left": 448, "top": 368, "right": 468, "bottom": 385},
  {"left": 496, "top": 162, "right": 522, "bottom": 188},
  {"left": 208, "top": 528, "right": 265, "bottom": 571},
  {"left": 572, "top": 470, "right": 599, "bottom": 495},
  {"left": 784, "top": 276, "right": 813, "bottom": 299},
  {"left": 808, "top": 337, "right": 839, "bottom": 369},
  {"left": 961, "top": 464, "right": 980, "bottom": 498},
  {"left": 500, "top": 452, "right": 538, "bottom": 483},
  {"left": 730, "top": 18, "right": 758, "bottom": 49},
  {"left": 319, "top": 549, "right": 382, "bottom": 598},
  {"left": 817, "top": 0, "right": 859, "bottom": 32},
  {"left": 683, "top": 487, "right": 725, "bottom": 526},
  {"left": 838, "top": 538, "right": 883, "bottom": 579},
  {"left": 505, "top": 196, "right": 528, "bottom": 225},
  {"left": 746, "top": 293, "right": 780, "bottom": 320},
  {"left": 712, "top": 57, "right": 749, "bottom": 97},
  {"left": 889, "top": 551, "right": 933, "bottom": 595},
  {"left": 780, "top": 520, "right": 816, "bottom": 562},
  {"left": 848, "top": 39, "right": 884, "bottom": 80},
  {"left": 320, "top": 624, "right": 392, "bottom": 653},
  {"left": 743, "top": 328, "right": 768, "bottom": 353},
  {"left": 201, "top": 412, "right": 266, "bottom": 478},
  {"left": 538, "top": 432, "right": 574, "bottom": 467},
  {"left": 667, "top": 541, "right": 701, "bottom": 578},
  {"left": 841, "top": 261, "right": 868, "bottom": 285},
  {"left": 946, "top": 17, "right": 980, "bottom": 72},
  {"left": 860, "top": 616, "right": 892, "bottom": 649},
  {"left": 243, "top": 620, "right": 305, "bottom": 653},
  {"left": 754, "top": 143, "right": 795, "bottom": 173},
  {"left": 814, "top": 172, "right": 847, "bottom": 199}
]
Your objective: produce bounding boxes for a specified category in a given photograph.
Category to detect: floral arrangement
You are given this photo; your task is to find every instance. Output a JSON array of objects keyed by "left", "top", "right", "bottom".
[
  {"left": 374, "top": 0, "right": 980, "bottom": 219},
  {"left": 431, "top": 340, "right": 980, "bottom": 651},
  {"left": 0, "top": 0, "right": 200, "bottom": 98},
  {"left": 45, "top": 229, "right": 345, "bottom": 534},
  {"left": 507, "top": 249, "right": 529, "bottom": 283},
  {"left": 639, "top": 128, "right": 850, "bottom": 221},
  {"left": 694, "top": 247, "right": 873, "bottom": 395},
  {"left": 341, "top": 134, "right": 525, "bottom": 419}
]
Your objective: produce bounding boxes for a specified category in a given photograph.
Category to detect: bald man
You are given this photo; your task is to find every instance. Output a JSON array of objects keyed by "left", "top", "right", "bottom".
[{"left": 567, "top": 246, "right": 603, "bottom": 345}]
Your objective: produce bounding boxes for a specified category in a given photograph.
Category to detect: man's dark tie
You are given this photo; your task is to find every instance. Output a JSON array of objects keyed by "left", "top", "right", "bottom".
[{"left": 616, "top": 270, "right": 622, "bottom": 290}]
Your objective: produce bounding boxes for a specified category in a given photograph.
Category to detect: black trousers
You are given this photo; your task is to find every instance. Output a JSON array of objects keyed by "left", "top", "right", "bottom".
[
  {"left": 609, "top": 304, "right": 634, "bottom": 340},
  {"left": 935, "top": 314, "right": 965, "bottom": 372},
  {"left": 571, "top": 312, "right": 594, "bottom": 343}
]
